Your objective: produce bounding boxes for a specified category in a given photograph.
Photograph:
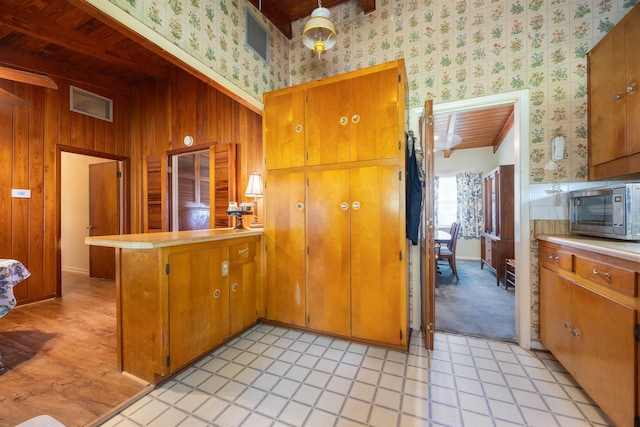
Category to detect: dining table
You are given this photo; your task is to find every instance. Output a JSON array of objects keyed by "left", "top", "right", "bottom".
[
  {"left": 0, "top": 258, "right": 31, "bottom": 373},
  {"left": 434, "top": 230, "right": 452, "bottom": 245}
]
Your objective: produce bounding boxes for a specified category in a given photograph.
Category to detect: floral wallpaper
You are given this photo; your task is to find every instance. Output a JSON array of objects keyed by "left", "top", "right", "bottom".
[
  {"left": 105, "top": 0, "right": 638, "bottom": 185},
  {"left": 107, "top": 0, "right": 290, "bottom": 100},
  {"left": 290, "top": 0, "right": 637, "bottom": 185}
]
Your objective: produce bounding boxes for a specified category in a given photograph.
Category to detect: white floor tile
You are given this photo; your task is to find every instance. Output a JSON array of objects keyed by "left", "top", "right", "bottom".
[{"left": 99, "top": 326, "right": 612, "bottom": 427}]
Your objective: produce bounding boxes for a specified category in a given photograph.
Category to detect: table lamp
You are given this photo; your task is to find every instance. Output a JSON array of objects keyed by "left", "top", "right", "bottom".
[{"left": 244, "top": 172, "right": 263, "bottom": 227}]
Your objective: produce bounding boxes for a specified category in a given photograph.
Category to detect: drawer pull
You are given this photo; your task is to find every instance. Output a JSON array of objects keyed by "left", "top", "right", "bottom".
[
  {"left": 238, "top": 248, "right": 249, "bottom": 254},
  {"left": 564, "top": 321, "right": 572, "bottom": 329},
  {"left": 592, "top": 268, "right": 611, "bottom": 279},
  {"left": 548, "top": 255, "right": 559, "bottom": 261},
  {"left": 232, "top": 283, "right": 239, "bottom": 291}
]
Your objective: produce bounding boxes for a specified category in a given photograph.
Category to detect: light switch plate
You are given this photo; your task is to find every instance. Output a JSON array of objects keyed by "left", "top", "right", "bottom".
[{"left": 12, "top": 189, "right": 31, "bottom": 198}]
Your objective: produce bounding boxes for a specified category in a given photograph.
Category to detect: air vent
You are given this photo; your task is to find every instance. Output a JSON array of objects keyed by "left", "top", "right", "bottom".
[
  {"left": 245, "top": 7, "right": 269, "bottom": 64},
  {"left": 70, "top": 85, "right": 113, "bottom": 122}
]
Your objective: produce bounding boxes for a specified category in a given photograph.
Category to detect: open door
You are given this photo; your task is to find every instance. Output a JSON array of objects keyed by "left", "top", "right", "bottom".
[
  {"left": 89, "top": 161, "right": 120, "bottom": 280},
  {"left": 420, "top": 100, "right": 436, "bottom": 350}
]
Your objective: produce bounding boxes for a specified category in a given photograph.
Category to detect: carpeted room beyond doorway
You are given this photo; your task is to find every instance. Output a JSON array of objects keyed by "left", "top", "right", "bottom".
[{"left": 435, "top": 259, "right": 516, "bottom": 342}]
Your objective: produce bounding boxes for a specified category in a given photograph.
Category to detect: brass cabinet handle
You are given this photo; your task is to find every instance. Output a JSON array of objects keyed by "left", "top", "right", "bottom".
[
  {"left": 548, "top": 255, "right": 559, "bottom": 261},
  {"left": 592, "top": 268, "right": 611, "bottom": 279},
  {"left": 564, "top": 321, "right": 572, "bottom": 329},
  {"left": 572, "top": 329, "right": 581, "bottom": 338},
  {"left": 352, "top": 114, "right": 360, "bottom": 123},
  {"left": 614, "top": 92, "right": 623, "bottom": 100},
  {"left": 232, "top": 283, "right": 239, "bottom": 292},
  {"left": 238, "top": 248, "right": 249, "bottom": 254},
  {"left": 352, "top": 201, "right": 361, "bottom": 210},
  {"left": 296, "top": 202, "right": 304, "bottom": 211},
  {"left": 295, "top": 124, "right": 302, "bottom": 133},
  {"left": 627, "top": 84, "right": 636, "bottom": 93},
  {"left": 340, "top": 117, "right": 348, "bottom": 125},
  {"left": 213, "top": 289, "right": 221, "bottom": 298},
  {"left": 340, "top": 202, "right": 349, "bottom": 211}
]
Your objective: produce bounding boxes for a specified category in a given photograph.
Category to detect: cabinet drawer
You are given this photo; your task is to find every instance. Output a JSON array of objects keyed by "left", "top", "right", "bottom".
[
  {"left": 229, "top": 242, "right": 256, "bottom": 262},
  {"left": 540, "top": 246, "right": 572, "bottom": 272},
  {"left": 575, "top": 256, "right": 637, "bottom": 297}
]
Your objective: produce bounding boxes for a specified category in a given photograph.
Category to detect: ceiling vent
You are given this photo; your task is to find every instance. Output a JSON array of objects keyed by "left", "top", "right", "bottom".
[{"left": 70, "top": 85, "right": 113, "bottom": 122}]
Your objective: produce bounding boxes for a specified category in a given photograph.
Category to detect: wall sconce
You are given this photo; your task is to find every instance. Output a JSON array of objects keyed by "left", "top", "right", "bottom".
[
  {"left": 302, "top": 0, "right": 336, "bottom": 58},
  {"left": 244, "top": 172, "right": 264, "bottom": 227}
]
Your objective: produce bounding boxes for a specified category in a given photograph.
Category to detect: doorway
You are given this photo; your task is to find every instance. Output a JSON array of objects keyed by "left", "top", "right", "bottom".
[
  {"left": 412, "top": 89, "right": 531, "bottom": 348},
  {"left": 60, "top": 151, "right": 123, "bottom": 289}
]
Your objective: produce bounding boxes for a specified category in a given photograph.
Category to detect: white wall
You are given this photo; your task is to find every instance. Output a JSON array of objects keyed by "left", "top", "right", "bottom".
[{"left": 61, "top": 153, "right": 113, "bottom": 274}]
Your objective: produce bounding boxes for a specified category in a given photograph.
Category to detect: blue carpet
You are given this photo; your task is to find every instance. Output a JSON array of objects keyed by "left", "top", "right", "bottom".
[{"left": 435, "top": 259, "right": 516, "bottom": 342}]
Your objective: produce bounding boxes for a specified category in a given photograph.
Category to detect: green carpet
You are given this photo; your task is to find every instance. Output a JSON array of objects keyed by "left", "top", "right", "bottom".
[{"left": 435, "top": 259, "right": 516, "bottom": 342}]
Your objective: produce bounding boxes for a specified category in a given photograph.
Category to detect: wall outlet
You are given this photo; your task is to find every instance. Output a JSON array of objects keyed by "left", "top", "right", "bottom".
[{"left": 221, "top": 260, "right": 229, "bottom": 277}]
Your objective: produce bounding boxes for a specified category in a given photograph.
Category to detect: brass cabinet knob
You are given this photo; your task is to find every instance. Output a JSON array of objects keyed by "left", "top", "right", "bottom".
[
  {"left": 213, "top": 289, "right": 221, "bottom": 298},
  {"left": 296, "top": 202, "right": 304, "bottom": 211},
  {"left": 340, "top": 202, "right": 349, "bottom": 211},
  {"left": 627, "top": 84, "right": 636, "bottom": 93},
  {"left": 352, "top": 201, "right": 361, "bottom": 210},
  {"left": 340, "top": 117, "right": 348, "bottom": 125},
  {"left": 295, "top": 124, "right": 302, "bottom": 132},
  {"left": 232, "top": 283, "right": 239, "bottom": 292}
]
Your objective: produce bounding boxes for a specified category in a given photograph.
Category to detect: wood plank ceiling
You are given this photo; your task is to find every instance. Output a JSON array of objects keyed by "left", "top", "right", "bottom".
[{"left": 433, "top": 104, "right": 515, "bottom": 158}]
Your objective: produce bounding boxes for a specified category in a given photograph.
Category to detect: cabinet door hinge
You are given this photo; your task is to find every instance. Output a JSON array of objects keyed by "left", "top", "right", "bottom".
[
  {"left": 117, "top": 171, "right": 122, "bottom": 178},
  {"left": 398, "top": 140, "right": 401, "bottom": 150},
  {"left": 426, "top": 322, "right": 434, "bottom": 334},
  {"left": 399, "top": 251, "right": 403, "bottom": 260},
  {"left": 634, "top": 324, "right": 640, "bottom": 341},
  {"left": 398, "top": 171, "right": 402, "bottom": 181},
  {"left": 400, "top": 329, "right": 403, "bottom": 340},
  {"left": 635, "top": 416, "right": 640, "bottom": 427},
  {"left": 398, "top": 73, "right": 401, "bottom": 83},
  {"left": 165, "top": 263, "right": 170, "bottom": 275},
  {"left": 166, "top": 355, "right": 170, "bottom": 367}
]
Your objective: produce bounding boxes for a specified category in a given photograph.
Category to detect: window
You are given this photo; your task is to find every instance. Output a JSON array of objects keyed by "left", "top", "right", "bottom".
[{"left": 437, "top": 176, "right": 457, "bottom": 227}]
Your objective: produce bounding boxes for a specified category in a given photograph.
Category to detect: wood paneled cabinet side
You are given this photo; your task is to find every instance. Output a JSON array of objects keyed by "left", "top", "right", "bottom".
[
  {"left": 588, "top": 4, "right": 640, "bottom": 180},
  {"left": 538, "top": 240, "right": 638, "bottom": 427},
  {"left": 229, "top": 241, "right": 258, "bottom": 335}
]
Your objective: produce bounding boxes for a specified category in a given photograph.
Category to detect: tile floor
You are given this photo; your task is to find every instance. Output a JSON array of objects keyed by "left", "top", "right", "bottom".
[{"left": 99, "top": 324, "right": 614, "bottom": 427}]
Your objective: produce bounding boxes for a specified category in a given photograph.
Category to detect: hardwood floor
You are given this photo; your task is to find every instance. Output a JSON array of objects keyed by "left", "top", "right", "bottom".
[{"left": 0, "top": 271, "right": 151, "bottom": 426}]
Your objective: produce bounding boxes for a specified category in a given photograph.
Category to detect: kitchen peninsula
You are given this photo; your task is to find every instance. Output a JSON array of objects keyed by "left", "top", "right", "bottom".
[{"left": 86, "top": 229, "right": 262, "bottom": 384}]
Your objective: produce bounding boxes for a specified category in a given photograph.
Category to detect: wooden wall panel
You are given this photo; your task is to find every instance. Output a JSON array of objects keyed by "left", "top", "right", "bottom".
[{"left": 3, "top": 64, "right": 262, "bottom": 305}]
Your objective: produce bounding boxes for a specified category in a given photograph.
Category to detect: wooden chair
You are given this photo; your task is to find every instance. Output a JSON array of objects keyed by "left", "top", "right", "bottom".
[{"left": 437, "top": 222, "right": 460, "bottom": 281}]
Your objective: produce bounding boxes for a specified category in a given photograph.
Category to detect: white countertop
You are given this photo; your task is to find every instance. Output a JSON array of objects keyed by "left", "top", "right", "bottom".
[
  {"left": 85, "top": 228, "right": 262, "bottom": 249},
  {"left": 536, "top": 234, "right": 640, "bottom": 263}
]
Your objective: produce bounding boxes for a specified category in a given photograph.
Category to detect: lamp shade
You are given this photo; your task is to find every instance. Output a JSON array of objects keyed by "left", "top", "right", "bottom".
[
  {"left": 302, "top": 5, "right": 336, "bottom": 56},
  {"left": 244, "top": 173, "right": 263, "bottom": 198}
]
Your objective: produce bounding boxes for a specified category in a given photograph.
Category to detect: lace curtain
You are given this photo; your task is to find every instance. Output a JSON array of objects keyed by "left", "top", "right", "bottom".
[{"left": 456, "top": 171, "right": 484, "bottom": 238}]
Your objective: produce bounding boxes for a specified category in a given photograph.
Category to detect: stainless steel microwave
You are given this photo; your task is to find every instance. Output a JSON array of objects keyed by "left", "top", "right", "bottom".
[{"left": 569, "top": 183, "right": 640, "bottom": 240}]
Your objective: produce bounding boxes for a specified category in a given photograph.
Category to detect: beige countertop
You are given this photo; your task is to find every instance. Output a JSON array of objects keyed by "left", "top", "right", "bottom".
[
  {"left": 536, "top": 234, "right": 640, "bottom": 263},
  {"left": 85, "top": 228, "right": 262, "bottom": 249}
]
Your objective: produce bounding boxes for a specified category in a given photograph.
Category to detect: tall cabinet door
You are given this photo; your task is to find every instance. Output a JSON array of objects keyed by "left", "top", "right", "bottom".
[
  {"left": 307, "top": 169, "right": 351, "bottom": 336},
  {"left": 351, "top": 165, "right": 405, "bottom": 345},
  {"left": 265, "top": 173, "right": 306, "bottom": 326},
  {"left": 263, "top": 89, "right": 306, "bottom": 170},
  {"left": 306, "top": 80, "right": 351, "bottom": 166},
  {"left": 349, "top": 68, "right": 401, "bottom": 162}
]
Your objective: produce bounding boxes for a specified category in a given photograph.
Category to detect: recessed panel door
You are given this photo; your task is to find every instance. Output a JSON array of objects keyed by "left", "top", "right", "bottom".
[{"left": 307, "top": 169, "right": 351, "bottom": 336}]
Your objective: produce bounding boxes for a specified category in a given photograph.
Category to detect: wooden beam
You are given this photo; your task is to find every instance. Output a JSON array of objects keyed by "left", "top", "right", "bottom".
[
  {"left": 493, "top": 109, "right": 514, "bottom": 153},
  {"left": 0, "top": 4, "right": 170, "bottom": 80},
  {"left": 0, "top": 87, "right": 29, "bottom": 106},
  {"left": 0, "top": 65, "right": 58, "bottom": 89},
  {"left": 248, "top": 0, "right": 293, "bottom": 39},
  {"left": 0, "top": 46, "right": 132, "bottom": 94}
]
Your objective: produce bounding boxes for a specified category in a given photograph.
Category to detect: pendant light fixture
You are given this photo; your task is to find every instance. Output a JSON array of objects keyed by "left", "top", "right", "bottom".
[{"left": 302, "top": 0, "right": 337, "bottom": 57}]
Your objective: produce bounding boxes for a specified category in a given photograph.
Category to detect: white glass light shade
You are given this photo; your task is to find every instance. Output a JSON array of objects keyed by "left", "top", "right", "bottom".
[
  {"left": 244, "top": 173, "right": 264, "bottom": 198},
  {"left": 302, "top": 7, "right": 336, "bottom": 56}
]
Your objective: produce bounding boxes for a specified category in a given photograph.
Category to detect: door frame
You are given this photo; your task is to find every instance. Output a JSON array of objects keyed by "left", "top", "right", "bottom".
[
  {"left": 411, "top": 89, "right": 531, "bottom": 349},
  {"left": 56, "top": 145, "right": 129, "bottom": 296}
]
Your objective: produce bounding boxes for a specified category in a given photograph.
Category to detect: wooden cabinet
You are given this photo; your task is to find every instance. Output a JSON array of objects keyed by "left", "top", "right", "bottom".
[
  {"left": 116, "top": 235, "right": 260, "bottom": 383},
  {"left": 588, "top": 4, "right": 640, "bottom": 180},
  {"left": 264, "top": 172, "right": 306, "bottom": 327},
  {"left": 229, "top": 241, "right": 258, "bottom": 335},
  {"left": 538, "top": 239, "right": 639, "bottom": 427},
  {"left": 262, "top": 88, "right": 305, "bottom": 170},
  {"left": 306, "top": 67, "right": 401, "bottom": 166},
  {"left": 481, "top": 165, "right": 514, "bottom": 285},
  {"left": 263, "top": 60, "right": 408, "bottom": 349}
]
